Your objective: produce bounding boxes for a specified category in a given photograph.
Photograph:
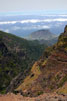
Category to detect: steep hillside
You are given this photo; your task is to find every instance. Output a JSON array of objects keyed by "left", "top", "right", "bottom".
[
  {"left": 0, "top": 39, "right": 21, "bottom": 94},
  {"left": 0, "top": 31, "right": 46, "bottom": 94},
  {"left": 16, "top": 26, "right": 67, "bottom": 97}
]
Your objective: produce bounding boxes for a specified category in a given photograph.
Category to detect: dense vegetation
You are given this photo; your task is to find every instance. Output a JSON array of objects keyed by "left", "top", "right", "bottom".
[{"left": 0, "top": 31, "right": 47, "bottom": 93}]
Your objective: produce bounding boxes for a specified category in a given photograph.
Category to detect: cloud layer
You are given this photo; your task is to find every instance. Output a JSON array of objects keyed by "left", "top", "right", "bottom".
[{"left": 0, "top": 18, "right": 67, "bottom": 25}]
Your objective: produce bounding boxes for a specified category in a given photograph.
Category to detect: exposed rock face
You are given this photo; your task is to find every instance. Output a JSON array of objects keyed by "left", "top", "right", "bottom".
[
  {"left": 6, "top": 70, "right": 30, "bottom": 93},
  {"left": 15, "top": 25, "right": 67, "bottom": 97}
]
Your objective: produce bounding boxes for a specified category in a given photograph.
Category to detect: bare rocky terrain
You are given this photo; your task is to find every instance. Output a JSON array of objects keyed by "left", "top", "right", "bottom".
[{"left": 0, "top": 93, "right": 67, "bottom": 101}]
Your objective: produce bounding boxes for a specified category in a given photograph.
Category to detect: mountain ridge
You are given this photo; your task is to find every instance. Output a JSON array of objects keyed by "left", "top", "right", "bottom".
[{"left": 15, "top": 25, "right": 67, "bottom": 97}]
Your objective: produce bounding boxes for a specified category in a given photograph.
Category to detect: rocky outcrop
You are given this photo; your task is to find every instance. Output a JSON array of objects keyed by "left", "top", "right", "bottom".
[{"left": 6, "top": 69, "right": 30, "bottom": 93}]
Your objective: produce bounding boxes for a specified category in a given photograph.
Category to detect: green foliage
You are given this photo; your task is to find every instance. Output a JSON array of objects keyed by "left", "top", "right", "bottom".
[{"left": 0, "top": 31, "right": 46, "bottom": 93}]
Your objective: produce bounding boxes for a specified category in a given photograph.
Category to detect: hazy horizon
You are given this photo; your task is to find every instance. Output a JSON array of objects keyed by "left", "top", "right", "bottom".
[
  {"left": 0, "top": 10, "right": 67, "bottom": 16},
  {"left": 0, "top": 0, "right": 67, "bottom": 36},
  {"left": 0, "top": 0, "right": 67, "bottom": 15}
]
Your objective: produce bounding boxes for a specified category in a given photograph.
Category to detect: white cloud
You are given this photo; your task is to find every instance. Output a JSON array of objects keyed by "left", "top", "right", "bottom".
[
  {"left": 21, "top": 25, "right": 50, "bottom": 30},
  {"left": 0, "top": 21, "right": 17, "bottom": 24},
  {"left": 0, "top": 18, "right": 67, "bottom": 25},
  {"left": 42, "top": 25, "right": 50, "bottom": 29},
  {"left": 43, "top": 18, "right": 67, "bottom": 22},
  {"left": 20, "top": 19, "right": 40, "bottom": 23},
  {"left": 20, "top": 19, "right": 67, "bottom": 23}
]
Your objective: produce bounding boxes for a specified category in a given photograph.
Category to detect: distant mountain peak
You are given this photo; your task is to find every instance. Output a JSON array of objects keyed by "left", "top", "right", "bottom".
[{"left": 27, "top": 29, "right": 56, "bottom": 40}]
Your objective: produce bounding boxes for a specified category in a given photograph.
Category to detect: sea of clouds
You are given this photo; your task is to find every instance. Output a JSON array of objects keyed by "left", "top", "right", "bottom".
[{"left": 0, "top": 18, "right": 67, "bottom": 25}]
